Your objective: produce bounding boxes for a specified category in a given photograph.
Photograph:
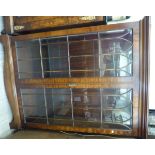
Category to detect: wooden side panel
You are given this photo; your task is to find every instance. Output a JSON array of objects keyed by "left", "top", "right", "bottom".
[
  {"left": 139, "top": 17, "right": 150, "bottom": 138},
  {"left": 0, "top": 35, "right": 21, "bottom": 129}
]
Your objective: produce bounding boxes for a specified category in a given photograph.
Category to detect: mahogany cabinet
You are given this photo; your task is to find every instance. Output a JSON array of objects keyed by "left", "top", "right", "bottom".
[{"left": 7, "top": 18, "right": 148, "bottom": 138}]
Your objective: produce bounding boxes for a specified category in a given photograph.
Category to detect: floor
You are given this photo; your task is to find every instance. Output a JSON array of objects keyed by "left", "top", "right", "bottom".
[{"left": 6, "top": 129, "right": 119, "bottom": 139}]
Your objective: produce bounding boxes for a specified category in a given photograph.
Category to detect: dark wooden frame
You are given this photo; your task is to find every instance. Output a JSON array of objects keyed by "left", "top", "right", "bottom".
[
  {"left": 9, "top": 19, "right": 148, "bottom": 138},
  {"left": 139, "top": 16, "right": 150, "bottom": 138},
  {"left": 3, "top": 16, "right": 14, "bottom": 34}
]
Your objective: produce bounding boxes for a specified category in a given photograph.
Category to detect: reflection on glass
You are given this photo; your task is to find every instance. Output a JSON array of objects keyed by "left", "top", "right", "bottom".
[
  {"left": 21, "top": 88, "right": 132, "bottom": 130},
  {"left": 16, "top": 40, "right": 40, "bottom": 59},
  {"left": 17, "top": 60, "right": 42, "bottom": 79},
  {"left": 99, "top": 29, "right": 132, "bottom": 77},
  {"left": 16, "top": 40, "right": 42, "bottom": 79},
  {"left": 46, "top": 89, "right": 72, "bottom": 126},
  {"left": 42, "top": 58, "right": 69, "bottom": 78},
  {"left": 72, "top": 89, "right": 101, "bottom": 128},
  {"left": 101, "top": 89, "right": 132, "bottom": 130},
  {"left": 16, "top": 29, "right": 133, "bottom": 79},
  {"left": 21, "top": 89, "right": 47, "bottom": 124},
  {"left": 41, "top": 37, "right": 69, "bottom": 78}
]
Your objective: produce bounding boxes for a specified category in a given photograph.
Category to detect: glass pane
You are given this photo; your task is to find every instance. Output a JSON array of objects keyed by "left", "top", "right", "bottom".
[
  {"left": 73, "top": 88, "right": 101, "bottom": 128},
  {"left": 69, "top": 39, "right": 98, "bottom": 56},
  {"left": 43, "top": 58, "right": 69, "bottom": 78},
  {"left": 16, "top": 40, "right": 40, "bottom": 59},
  {"left": 101, "top": 89, "right": 132, "bottom": 130},
  {"left": 21, "top": 89, "right": 45, "bottom": 106},
  {"left": 69, "top": 35, "right": 99, "bottom": 77},
  {"left": 16, "top": 40, "right": 42, "bottom": 79},
  {"left": 41, "top": 37, "right": 67, "bottom": 46},
  {"left": 18, "top": 59, "right": 42, "bottom": 79},
  {"left": 21, "top": 89, "right": 47, "bottom": 124},
  {"left": 99, "top": 29, "right": 133, "bottom": 77},
  {"left": 16, "top": 29, "right": 133, "bottom": 79},
  {"left": 41, "top": 37, "right": 68, "bottom": 57},
  {"left": 70, "top": 56, "right": 99, "bottom": 77},
  {"left": 20, "top": 88, "right": 132, "bottom": 130},
  {"left": 72, "top": 88, "right": 132, "bottom": 129},
  {"left": 41, "top": 37, "right": 69, "bottom": 78},
  {"left": 23, "top": 105, "right": 46, "bottom": 117},
  {"left": 46, "top": 89, "right": 72, "bottom": 126}
]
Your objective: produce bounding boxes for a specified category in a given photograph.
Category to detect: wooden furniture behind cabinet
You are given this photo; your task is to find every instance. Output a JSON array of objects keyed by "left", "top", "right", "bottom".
[
  {"left": 8, "top": 17, "right": 149, "bottom": 138},
  {"left": 4, "top": 16, "right": 105, "bottom": 34}
]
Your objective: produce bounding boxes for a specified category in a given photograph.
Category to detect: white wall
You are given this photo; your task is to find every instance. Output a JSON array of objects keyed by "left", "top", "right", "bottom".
[
  {"left": 0, "top": 16, "right": 4, "bottom": 33},
  {"left": 0, "top": 16, "right": 13, "bottom": 138}
]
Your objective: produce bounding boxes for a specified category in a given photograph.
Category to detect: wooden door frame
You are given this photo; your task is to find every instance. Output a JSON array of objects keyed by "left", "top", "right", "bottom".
[{"left": 0, "top": 35, "right": 21, "bottom": 129}]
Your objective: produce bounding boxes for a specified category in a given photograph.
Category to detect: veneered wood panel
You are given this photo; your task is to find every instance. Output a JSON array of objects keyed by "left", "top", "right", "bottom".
[
  {"left": 25, "top": 123, "right": 135, "bottom": 137},
  {"left": 13, "top": 16, "right": 103, "bottom": 25},
  {"left": 13, "top": 16, "right": 104, "bottom": 33}
]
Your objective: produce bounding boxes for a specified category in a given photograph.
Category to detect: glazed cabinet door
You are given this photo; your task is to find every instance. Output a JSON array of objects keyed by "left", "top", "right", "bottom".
[
  {"left": 14, "top": 29, "right": 132, "bottom": 79},
  {"left": 20, "top": 88, "right": 133, "bottom": 130},
  {"left": 11, "top": 22, "right": 141, "bottom": 137}
]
